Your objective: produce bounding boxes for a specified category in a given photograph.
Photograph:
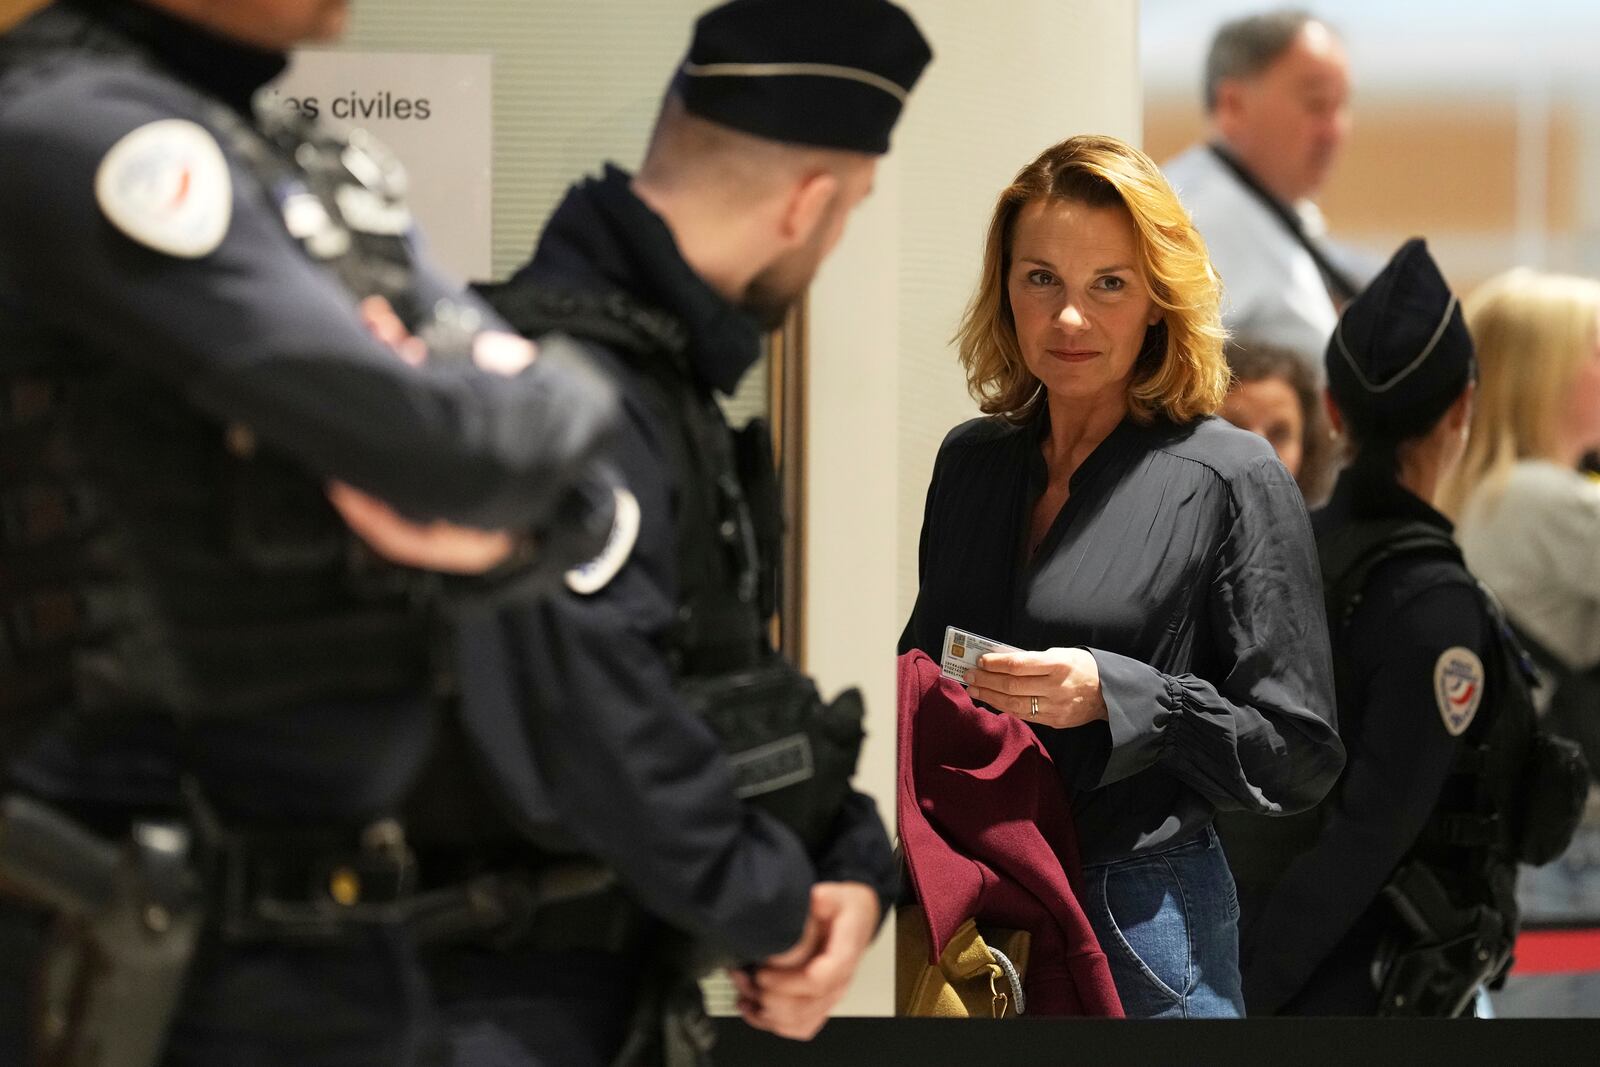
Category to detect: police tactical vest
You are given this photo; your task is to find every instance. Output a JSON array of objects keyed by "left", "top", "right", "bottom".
[
  {"left": 0, "top": 14, "right": 442, "bottom": 767},
  {"left": 476, "top": 283, "right": 770, "bottom": 675},
  {"left": 478, "top": 283, "right": 864, "bottom": 850},
  {"left": 1318, "top": 520, "right": 1569, "bottom": 911}
]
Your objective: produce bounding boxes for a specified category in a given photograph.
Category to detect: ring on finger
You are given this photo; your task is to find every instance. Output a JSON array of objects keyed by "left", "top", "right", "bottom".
[{"left": 1029, "top": 696, "right": 1039, "bottom": 718}]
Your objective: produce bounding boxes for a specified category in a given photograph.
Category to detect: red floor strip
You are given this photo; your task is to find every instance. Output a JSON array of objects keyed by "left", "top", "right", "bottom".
[{"left": 1511, "top": 928, "right": 1600, "bottom": 975}]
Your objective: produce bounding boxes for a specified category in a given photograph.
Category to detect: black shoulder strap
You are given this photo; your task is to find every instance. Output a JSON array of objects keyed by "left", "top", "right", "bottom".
[
  {"left": 474, "top": 281, "right": 765, "bottom": 675},
  {"left": 1500, "top": 613, "right": 1574, "bottom": 693},
  {"left": 1206, "top": 142, "right": 1362, "bottom": 305},
  {"left": 1324, "top": 520, "right": 1537, "bottom": 850},
  {"left": 1318, "top": 519, "right": 1462, "bottom": 631},
  {"left": 475, "top": 282, "right": 691, "bottom": 378}
]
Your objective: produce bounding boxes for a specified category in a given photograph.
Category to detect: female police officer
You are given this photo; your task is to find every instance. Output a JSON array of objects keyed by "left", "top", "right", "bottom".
[{"left": 1237, "top": 239, "right": 1542, "bottom": 1016}]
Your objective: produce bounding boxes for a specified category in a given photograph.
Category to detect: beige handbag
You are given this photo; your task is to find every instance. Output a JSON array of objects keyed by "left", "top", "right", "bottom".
[{"left": 895, "top": 904, "right": 1031, "bottom": 1018}]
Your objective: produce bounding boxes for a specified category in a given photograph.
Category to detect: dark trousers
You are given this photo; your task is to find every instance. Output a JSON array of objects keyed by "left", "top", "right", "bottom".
[
  {"left": 0, "top": 901, "right": 45, "bottom": 1067},
  {"left": 1274, "top": 919, "right": 1383, "bottom": 1016},
  {"left": 424, "top": 947, "right": 640, "bottom": 1067},
  {"left": 0, "top": 903, "right": 641, "bottom": 1067}
]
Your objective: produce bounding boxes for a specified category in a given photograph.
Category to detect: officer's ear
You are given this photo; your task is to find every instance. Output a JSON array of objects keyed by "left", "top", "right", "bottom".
[
  {"left": 1323, "top": 387, "right": 1345, "bottom": 436},
  {"left": 1445, "top": 381, "right": 1476, "bottom": 437},
  {"left": 779, "top": 170, "right": 841, "bottom": 249}
]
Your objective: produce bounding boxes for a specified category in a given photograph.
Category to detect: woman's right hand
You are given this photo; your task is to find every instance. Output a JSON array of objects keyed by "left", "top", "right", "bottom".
[{"left": 966, "top": 646, "right": 1109, "bottom": 729}]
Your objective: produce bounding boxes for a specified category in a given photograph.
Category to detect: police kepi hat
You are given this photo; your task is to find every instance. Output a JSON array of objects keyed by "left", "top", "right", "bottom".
[
  {"left": 1326, "top": 237, "right": 1475, "bottom": 439},
  {"left": 674, "top": 0, "right": 933, "bottom": 155}
]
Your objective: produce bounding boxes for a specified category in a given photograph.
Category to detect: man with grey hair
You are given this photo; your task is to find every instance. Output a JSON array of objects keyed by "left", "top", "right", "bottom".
[{"left": 1164, "top": 9, "right": 1363, "bottom": 372}]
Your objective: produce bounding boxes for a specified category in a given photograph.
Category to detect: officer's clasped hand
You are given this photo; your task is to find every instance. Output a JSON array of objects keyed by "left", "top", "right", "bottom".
[
  {"left": 964, "top": 647, "right": 1109, "bottom": 729},
  {"left": 324, "top": 482, "right": 517, "bottom": 574},
  {"left": 729, "top": 881, "right": 880, "bottom": 1041},
  {"left": 358, "top": 296, "right": 427, "bottom": 367},
  {"left": 321, "top": 296, "right": 551, "bottom": 574}
]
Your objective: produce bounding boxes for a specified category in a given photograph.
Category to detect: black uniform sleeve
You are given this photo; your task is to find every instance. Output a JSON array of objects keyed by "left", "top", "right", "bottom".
[
  {"left": 811, "top": 790, "right": 898, "bottom": 923},
  {"left": 498, "top": 404, "right": 814, "bottom": 962},
  {"left": 0, "top": 70, "right": 611, "bottom": 529},
  {"left": 1091, "top": 455, "right": 1344, "bottom": 812},
  {"left": 1240, "top": 579, "right": 1485, "bottom": 1014}
]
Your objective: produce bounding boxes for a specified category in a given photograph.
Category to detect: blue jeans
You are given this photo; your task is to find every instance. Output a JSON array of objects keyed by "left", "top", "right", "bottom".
[{"left": 1082, "top": 826, "right": 1245, "bottom": 1018}]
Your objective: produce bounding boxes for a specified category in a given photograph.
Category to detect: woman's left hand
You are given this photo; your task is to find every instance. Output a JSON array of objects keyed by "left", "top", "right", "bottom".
[{"left": 965, "top": 647, "right": 1108, "bottom": 729}]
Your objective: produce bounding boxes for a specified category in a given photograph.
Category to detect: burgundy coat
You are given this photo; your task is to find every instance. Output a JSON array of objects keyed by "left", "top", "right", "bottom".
[{"left": 898, "top": 650, "right": 1123, "bottom": 1017}]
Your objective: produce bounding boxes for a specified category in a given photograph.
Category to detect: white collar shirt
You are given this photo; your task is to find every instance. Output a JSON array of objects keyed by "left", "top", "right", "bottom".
[{"left": 1163, "top": 143, "right": 1339, "bottom": 374}]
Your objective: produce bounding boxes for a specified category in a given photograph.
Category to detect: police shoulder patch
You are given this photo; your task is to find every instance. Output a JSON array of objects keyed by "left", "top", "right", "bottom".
[
  {"left": 95, "top": 119, "right": 232, "bottom": 259},
  {"left": 1433, "top": 645, "right": 1485, "bottom": 737},
  {"left": 564, "top": 487, "right": 641, "bottom": 596}
]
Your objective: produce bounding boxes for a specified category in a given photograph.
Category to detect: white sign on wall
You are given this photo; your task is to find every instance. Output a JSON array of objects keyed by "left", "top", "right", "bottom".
[{"left": 266, "top": 51, "right": 494, "bottom": 281}]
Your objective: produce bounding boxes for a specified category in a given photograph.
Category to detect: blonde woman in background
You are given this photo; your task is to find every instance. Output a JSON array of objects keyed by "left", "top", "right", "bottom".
[
  {"left": 1442, "top": 270, "right": 1600, "bottom": 676},
  {"left": 1441, "top": 269, "right": 1600, "bottom": 950}
]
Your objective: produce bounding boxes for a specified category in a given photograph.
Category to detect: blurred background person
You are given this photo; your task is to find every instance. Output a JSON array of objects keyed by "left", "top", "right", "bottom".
[
  {"left": 1442, "top": 269, "right": 1600, "bottom": 756},
  {"left": 901, "top": 134, "right": 1342, "bottom": 1019},
  {"left": 1163, "top": 9, "right": 1365, "bottom": 373},
  {"left": 1440, "top": 269, "right": 1600, "bottom": 1009},
  {"left": 1220, "top": 338, "right": 1338, "bottom": 503}
]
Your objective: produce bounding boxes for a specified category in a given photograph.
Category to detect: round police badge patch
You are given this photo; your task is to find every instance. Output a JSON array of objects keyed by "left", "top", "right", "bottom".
[
  {"left": 1433, "top": 646, "right": 1485, "bottom": 737},
  {"left": 565, "top": 487, "right": 641, "bottom": 596},
  {"left": 95, "top": 119, "right": 232, "bottom": 259}
]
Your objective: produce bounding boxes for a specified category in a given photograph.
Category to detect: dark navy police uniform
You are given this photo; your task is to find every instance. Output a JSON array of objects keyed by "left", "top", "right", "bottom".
[
  {"left": 426, "top": 0, "right": 933, "bottom": 1058},
  {"left": 451, "top": 162, "right": 902, "bottom": 1067},
  {"left": 1237, "top": 470, "right": 1503, "bottom": 1014},
  {"left": 0, "top": 2, "right": 617, "bottom": 1064}
]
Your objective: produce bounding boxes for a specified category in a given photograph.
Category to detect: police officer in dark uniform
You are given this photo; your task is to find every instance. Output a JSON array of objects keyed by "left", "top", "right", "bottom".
[
  {"left": 1230, "top": 239, "right": 1585, "bottom": 1016},
  {"left": 351, "top": 1, "right": 931, "bottom": 1062},
  {"left": 0, "top": 1, "right": 620, "bottom": 1064}
]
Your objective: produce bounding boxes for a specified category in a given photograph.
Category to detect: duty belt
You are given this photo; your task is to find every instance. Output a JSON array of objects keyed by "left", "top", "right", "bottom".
[
  {"left": 1, "top": 795, "right": 647, "bottom": 957},
  {"left": 201, "top": 817, "right": 419, "bottom": 943},
  {"left": 194, "top": 813, "right": 643, "bottom": 953}
]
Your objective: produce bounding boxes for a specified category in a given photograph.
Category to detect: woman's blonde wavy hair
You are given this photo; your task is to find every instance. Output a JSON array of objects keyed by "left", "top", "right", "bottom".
[
  {"left": 954, "top": 135, "right": 1228, "bottom": 424},
  {"left": 1437, "top": 267, "right": 1600, "bottom": 519}
]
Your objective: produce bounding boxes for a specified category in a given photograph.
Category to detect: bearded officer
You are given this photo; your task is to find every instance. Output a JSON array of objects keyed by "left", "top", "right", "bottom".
[{"left": 0, "top": 1, "right": 620, "bottom": 1065}]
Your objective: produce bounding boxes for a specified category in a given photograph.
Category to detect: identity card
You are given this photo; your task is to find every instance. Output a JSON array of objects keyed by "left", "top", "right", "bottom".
[{"left": 940, "top": 625, "right": 1016, "bottom": 685}]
